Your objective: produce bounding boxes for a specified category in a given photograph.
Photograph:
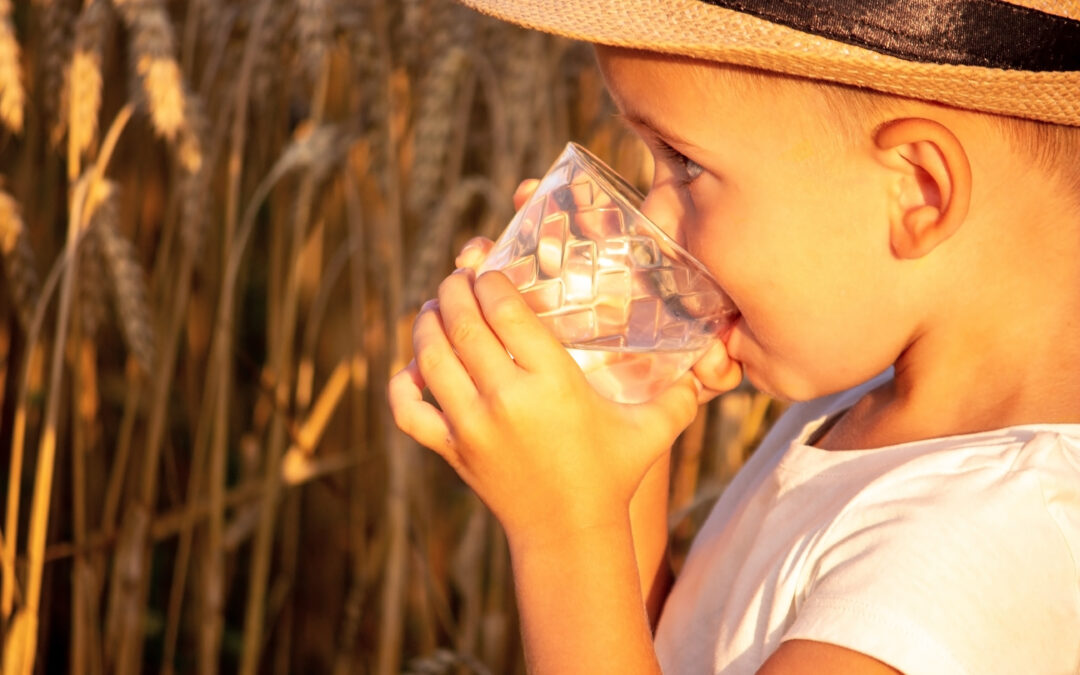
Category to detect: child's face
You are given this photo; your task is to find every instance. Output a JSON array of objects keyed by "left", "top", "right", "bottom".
[{"left": 594, "top": 46, "right": 918, "bottom": 401}]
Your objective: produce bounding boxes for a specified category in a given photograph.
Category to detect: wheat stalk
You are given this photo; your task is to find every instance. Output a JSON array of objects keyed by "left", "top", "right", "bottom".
[
  {"left": 102, "top": 55, "right": 206, "bottom": 668},
  {"left": 97, "top": 181, "right": 155, "bottom": 674},
  {"left": 329, "top": 149, "right": 371, "bottom": 675},
  {"left": 0, "top": 0, "right": 25, "bottom": 133},
  {"left": 16, "top": 103, "right": 132, "bottom": 675},
  {"left": 450, "top": 499, "right": 487, "bottom": 662},
  {"left": 70, "top": 334, "right": 100, "bottom": 675},
  {"left": 365, "top": 0, "right": 415, "bottom": 670},
  {"left": 201, "top": 76, "right": 341, "bottom": 675},
  {"left": 0, "top": 187, "right": 34, "bottom": 624},
  {"left": 669, "top": 404, "right": 709, "bottom": 557},
  {"left": 238, "top": 124, "right": 348, "bottom": 675}
]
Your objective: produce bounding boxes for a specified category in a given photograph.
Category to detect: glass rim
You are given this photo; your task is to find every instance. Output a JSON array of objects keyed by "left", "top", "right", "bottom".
[{"left": 563, "top": 142, "right": 725, "bottom": 290}]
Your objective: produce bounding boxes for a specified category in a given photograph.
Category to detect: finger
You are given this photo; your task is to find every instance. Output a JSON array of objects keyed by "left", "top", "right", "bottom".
[
  {"left": 438, "top": 269, "right": 517, "bottom": 390},
  {"left": 412, "top": 301, "right": 481, "bottom": 420},
  {"left": 455, "top": 237, "right": 494, "bottom": 269},
  {"left": 387, "top": 361, "right": 459, "bottom": 458},
  {"left": 512, "top": 178, "right": 540, "bottom": 210},
  {"left": 473, "top": 270, "right": 570, "bottom": 373}
]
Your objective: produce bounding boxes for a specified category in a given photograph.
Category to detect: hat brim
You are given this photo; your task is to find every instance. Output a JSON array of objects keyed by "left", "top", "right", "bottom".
[{"left": 459, "top": 0, "right": 1080, "bottom": 126}]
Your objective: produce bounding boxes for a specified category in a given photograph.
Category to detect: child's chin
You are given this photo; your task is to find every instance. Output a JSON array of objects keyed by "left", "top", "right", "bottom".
[{"left": 739, "top": 362, "right": 805, "bottom": 404}]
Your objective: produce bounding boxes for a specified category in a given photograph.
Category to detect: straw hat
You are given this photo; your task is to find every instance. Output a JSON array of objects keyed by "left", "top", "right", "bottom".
[{"left": 458, "top": 0, "right": 1080, "bottom": 126}]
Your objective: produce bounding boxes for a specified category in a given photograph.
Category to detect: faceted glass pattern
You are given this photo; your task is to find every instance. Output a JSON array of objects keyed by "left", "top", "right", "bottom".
[{"left": 479, "top": 143, "right": 737, "bottom": 403}]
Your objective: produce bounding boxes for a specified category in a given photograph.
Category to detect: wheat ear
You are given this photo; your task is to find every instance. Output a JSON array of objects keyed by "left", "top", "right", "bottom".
[
  {"left": 296, "top": 0, "right": 332, "bottom": 82},
  {"left": 44, "top": 0, "right": 78, "bottom": 145},
  {"left": 403, "top": 176, "right": 500, "bottom": 309},
  {"left": 75, "top": 210, "right": 108, "bottom": 340},
  {"left": 0, "top": 0, "right": 25, "bottom": 133},
  {"left": 91, "top": 182, "right": 155, "bottom": 374},
  {"left": 68, "top": 0, "right": 111, "bottom": 160},
  {"left": 406, "top": 44, "right": 469, "bottom": 218},
  {"left": 113, "top": 0, "right": 203, "bottom": 173},
  {"left": 112, "top": 0, "right": 185, "bottom": 137},
  {"left": 177, "top": 93, "right": 209, "bottom": 255},
  {"left": 0, "top": 189, "right": 39, "bottom": 332}
]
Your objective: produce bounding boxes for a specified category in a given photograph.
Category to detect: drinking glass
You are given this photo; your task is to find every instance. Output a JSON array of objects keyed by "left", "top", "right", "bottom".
[{"left": 478, "top": 142, "right": 737, "bottom": 404}]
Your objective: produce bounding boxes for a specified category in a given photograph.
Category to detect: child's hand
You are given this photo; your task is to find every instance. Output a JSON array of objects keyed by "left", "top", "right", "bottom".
[
  {"left": 389, "top": 178, "right": 742, "bottom": 546},
  {"left": 389, "top": 268, "right": 709, "bottom": 545}
]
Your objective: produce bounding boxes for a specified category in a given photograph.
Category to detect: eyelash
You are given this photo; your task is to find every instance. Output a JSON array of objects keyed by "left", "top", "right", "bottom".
[{"left": 654, "top": 140, "right": 705, "bottom": 188}]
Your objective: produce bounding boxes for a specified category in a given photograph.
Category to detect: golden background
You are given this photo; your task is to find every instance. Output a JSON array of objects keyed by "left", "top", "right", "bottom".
[{"left": 0, "top": 1, "right": 779, "bottom": 672}]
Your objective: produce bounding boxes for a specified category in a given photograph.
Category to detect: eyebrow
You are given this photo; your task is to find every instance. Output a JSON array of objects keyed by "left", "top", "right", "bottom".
[{"left": 613, "top": 108, "right": 696, "bottom": 148}]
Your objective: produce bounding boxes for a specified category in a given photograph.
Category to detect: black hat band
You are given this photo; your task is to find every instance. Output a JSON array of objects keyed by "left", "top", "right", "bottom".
[{"left": 697, "top": 0, "right": 1080, "bottom": 71}]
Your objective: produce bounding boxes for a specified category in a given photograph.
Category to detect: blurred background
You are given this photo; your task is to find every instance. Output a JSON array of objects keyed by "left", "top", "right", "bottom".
[{"left": 0, "top": 0, "right": 783, "bottom": 672}]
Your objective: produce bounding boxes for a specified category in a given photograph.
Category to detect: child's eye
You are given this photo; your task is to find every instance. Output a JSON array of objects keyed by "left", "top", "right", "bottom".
[
  {"left": 682, "top": 155, "right": 705, "bottom": 181},
  {"left": 655, "top": 140, "right": 705, "bottom": 186}
]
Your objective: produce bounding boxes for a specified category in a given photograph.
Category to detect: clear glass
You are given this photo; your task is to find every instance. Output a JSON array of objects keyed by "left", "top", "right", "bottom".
[{"left": 479, "top": 142, "right": 737, "bottom": 404}]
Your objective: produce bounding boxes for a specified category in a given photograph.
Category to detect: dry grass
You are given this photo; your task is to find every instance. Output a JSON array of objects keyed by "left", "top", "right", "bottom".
[{"left": 0, "top": 1, "right": 782, "bottom": 672}]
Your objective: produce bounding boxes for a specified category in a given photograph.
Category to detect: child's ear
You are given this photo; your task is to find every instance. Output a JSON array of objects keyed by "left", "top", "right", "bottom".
[{"left": 873, "top": 118, "right": 972, "bottom": 259}]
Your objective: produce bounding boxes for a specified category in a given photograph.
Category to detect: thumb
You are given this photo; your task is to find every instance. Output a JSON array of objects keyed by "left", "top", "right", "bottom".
[
  {"left": 692, "top": 339, "right": 743, "bottom": 399},
  {"left": 633, "top": 371, "right": 703, "bottom": 444}
]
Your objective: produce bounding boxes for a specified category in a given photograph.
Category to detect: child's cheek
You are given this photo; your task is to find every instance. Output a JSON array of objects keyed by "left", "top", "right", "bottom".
[{"left": 683, "top": 198, "right": 736, "bottom": 277}]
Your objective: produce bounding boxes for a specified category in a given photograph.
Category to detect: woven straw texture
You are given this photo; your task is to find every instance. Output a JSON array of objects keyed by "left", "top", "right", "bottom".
[{"left": 458, "top": 0, "right": 1080, "bottom": 126}]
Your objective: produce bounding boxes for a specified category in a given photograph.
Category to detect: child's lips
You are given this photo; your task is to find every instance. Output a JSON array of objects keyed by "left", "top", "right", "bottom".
[{"left": 719, "top": 311, "right": 741, "bottom": 344}]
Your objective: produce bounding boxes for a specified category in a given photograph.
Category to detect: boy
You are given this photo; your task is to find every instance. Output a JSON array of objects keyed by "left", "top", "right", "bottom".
[{"left": 389, "top": 1, "right": 1080, "bottom": 673}]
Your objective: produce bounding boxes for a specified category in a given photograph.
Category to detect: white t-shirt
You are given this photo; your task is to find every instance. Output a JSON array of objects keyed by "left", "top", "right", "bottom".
[{"left": 654, "top": 379, "right": 1080, "bottom": 675}]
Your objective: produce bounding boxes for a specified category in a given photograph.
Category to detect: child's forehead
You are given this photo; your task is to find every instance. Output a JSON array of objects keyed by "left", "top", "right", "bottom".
[
  {"left": 597, "top": 45, "right": 821, "bottom": 101},
  {"left": 595, "top": 45, "right": 833, "bottom": 125}
]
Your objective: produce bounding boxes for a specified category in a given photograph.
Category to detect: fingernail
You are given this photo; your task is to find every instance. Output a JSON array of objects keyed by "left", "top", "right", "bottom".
[
  {"left": 456, "top": 248, "right": 482, "bottom": 268},
  {"left": 420, "top": 298, "right": 438, "bottom": 313}
]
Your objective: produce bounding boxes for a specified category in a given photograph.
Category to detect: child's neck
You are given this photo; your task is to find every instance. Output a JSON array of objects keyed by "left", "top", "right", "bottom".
[{"left": 818, "top": 257, "right": 1080, "bottom": 451}]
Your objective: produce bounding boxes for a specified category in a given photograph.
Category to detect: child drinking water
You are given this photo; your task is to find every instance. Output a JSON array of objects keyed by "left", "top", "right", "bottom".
[{"left": 389, "top": 2, "right": 1080, "bottom": 672}]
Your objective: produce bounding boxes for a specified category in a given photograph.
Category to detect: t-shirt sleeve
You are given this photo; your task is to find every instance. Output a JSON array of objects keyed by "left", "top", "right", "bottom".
[{"left": 782, "top": 440, "right": 1080, "bottom": 675}]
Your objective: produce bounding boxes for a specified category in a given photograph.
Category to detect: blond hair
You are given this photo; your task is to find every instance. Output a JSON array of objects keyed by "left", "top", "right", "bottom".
[{"left": 815, "top": 80, "right": 1080, "bottom": 205}]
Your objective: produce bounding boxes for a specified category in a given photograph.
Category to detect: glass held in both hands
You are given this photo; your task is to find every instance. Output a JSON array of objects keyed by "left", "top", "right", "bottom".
[{"left": 478, "top": 142, "right": 737, "bottom": 404}]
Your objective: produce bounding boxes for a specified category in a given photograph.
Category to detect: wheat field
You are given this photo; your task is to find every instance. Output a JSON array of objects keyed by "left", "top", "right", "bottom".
[{"left": 0, "top": 1, "right": 781, "bottom": 673}]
